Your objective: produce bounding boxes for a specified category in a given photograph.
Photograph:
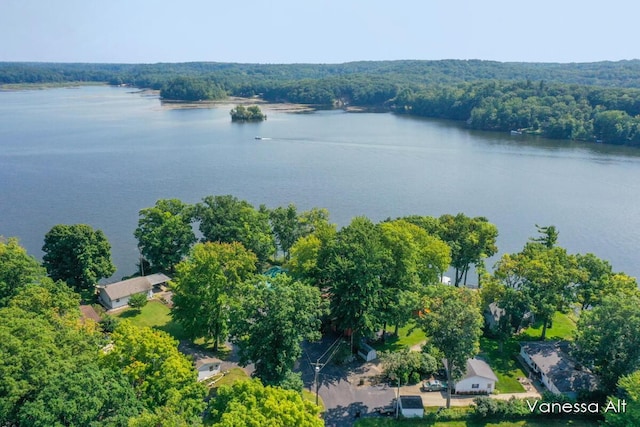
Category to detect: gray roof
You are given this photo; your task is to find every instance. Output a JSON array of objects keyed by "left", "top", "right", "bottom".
[
  {"left": 399, "top": 395, "right": 424, "bottom": 409},
  {"left": 100, "top": 276, "right": 152, "bottom": 300},
  {"left": 466, "top": 358, "right": 498, "bottom": 381},
  {"left": 521, "top": 341, "right": 599, "bottom": 394},
  {"left": 195, "top": 357, "right": 222, "bottom": 370},
  {"left": 145, "top": 273, "right": 171, "bottom": 286}
]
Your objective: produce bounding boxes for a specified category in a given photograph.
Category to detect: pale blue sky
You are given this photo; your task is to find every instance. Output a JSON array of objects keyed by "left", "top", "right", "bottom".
[{"left": 1, "top": 0, "right": 638, "bottom": 64}]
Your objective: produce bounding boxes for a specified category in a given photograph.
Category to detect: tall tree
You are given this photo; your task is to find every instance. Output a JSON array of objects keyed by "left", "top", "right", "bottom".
[
  {"left": 287, "top": 211, "right": 336, "bottom": 286},
  {"left": 0, "top": 237, "right": 46, "bottom": 306},
  {"left": 195, "top": 195, "right": 275, "bottom": 266},
  {"left": 531, "top": 224, "right": 559, "bottom": 248},
  {"left": 208, "top": 379, "right": 323, "bottom": 427},
  {"left": 269, "top": 204, "right": 299, "bottom": 260},
  {"left": 171, "top": 242, "right": 256, "bottom": 351},
  {"left": 134, "top": 199, "right": 196, "bottom": 274},
  {"left": 438, "top": 214, "right": 498, "bottom": 286},
  {"left": 101, "top": 321, "right": 206, "bottom": 421},
  {"left": 573, "top": 292, "right": 640, "bottom": 392},
  {"left": 418, "top": 285, "right": 483, "bottom": 408},
  {"left": 42, "top": 224, "right": 115, "bottom": 291},
  {"left": 378, "top": 220, "right": 450, "bottom": 337},
  {"left": 605, "top": 370, "right": 640, "bottom": 427},
  {"left": 321, "top": 216, "right": 386, "bottom": 347},
  {"left": 229, "top": 275, "right": 324, "bottom": 388}
]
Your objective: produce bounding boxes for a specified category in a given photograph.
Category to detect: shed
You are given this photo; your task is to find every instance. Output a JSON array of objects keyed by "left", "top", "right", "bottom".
[
  {"left": 195, "top": 357, "right": 223, "bottom": 381},
  {"left": 398, "top": 395, "right": 424, "bottom": 418},
  {"left": 357, "top": 341, "right": 377, "bottom": 362},
  {"left": 454, "top": 358, "right": 498, "bottom": 394}
]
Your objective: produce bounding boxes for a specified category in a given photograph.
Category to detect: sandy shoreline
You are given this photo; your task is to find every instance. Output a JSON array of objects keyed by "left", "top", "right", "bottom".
[{"left": 160, "top": 95, "right": 317, "bottom": 113}]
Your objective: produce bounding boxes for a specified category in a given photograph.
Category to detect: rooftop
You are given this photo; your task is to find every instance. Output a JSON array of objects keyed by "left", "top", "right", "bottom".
[
  {"left": 399, "top": 395, "right": 424, "bottom": 409},
  {"left": 466, "top": 358, "right": 498, "bottom": 381}
]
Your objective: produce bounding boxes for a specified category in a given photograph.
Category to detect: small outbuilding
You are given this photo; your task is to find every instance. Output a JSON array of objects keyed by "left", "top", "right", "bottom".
[
  {"left": 357, "top": 341, "right": 377, "bottom": 362},
  {"left": 454, "top": 358, "right": 498, "bottom": 394},
  {"left": 398, "top": 395, "right": 424, "bottom": 418},
  {"left": 195, "top": 357, "right": 223, "bottom": 381}
]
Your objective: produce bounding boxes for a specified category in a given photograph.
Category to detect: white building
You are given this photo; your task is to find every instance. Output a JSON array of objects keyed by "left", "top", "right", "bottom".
[
  {"left": 520, "top": 341, "right": 599, "bottom": 399},
  {"left": 195, "top": 357, "right": 223, "bottom": 381},
  {"left": 398, "top": 395, "right": 424, "bottom": 418},
  {"left": 97, "top": 273, "right": 170, "bottom": 310},
  {"left": 454, "top": 358, "right": 498, "bottom": 394}
]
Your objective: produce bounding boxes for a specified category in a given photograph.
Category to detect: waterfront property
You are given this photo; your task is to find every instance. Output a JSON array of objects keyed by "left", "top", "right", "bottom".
[
  {"left": 98, "top": 273, "right": 170, "bottom": 310},
  {"left": 520, "top": 341, "right": 599, "bottom": 398}
]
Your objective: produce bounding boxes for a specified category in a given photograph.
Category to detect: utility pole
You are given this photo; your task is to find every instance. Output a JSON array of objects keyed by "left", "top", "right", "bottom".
[{"left": 313, "top": 362, "right": 321, "bottom": 406}]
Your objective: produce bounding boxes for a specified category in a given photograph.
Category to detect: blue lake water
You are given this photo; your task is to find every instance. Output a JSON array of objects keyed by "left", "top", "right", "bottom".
[{"left": 1, "top": 86, "right": 639, "bottom": 280}]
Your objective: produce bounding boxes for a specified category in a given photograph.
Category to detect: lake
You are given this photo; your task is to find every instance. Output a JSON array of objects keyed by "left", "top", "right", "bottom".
[{"left": 1, "top": 86, "right": 639, "bottom": 281}]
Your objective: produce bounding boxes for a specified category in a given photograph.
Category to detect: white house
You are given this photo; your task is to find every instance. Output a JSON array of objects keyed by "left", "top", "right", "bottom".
[
  {"left": 398, "top": 395, "right": 424, "bottom": 418},
  {"left": 97, "top": 273, "right": 170, "bottom": 310},
  {"left": 520, "top": 341, "right": 598, "bottom": 399},
  {"left": 195, "top": 357, "right": 223, "bottom": 381},
  {"left": 454, "top": 358, "right": 498, "bottom": 394}
]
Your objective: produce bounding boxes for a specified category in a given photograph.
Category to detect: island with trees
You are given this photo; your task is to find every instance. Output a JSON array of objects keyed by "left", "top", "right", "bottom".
[
  {"left": 2, "top": 60, "right": 640, "bottom": 145},
  {"left": 229, "top": 104, "right": 266, "bottom": 122},
  {"left": 2, "top": 195, "right": 640, "bottom": 425}
]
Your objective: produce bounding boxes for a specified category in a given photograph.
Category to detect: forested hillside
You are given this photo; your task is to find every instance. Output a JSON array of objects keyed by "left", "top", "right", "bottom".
[{"left": 2, "top": 60, "right": 640, "bottom": 145}]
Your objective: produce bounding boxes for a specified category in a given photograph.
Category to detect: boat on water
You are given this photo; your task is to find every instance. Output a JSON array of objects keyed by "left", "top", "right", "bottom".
[
  {"left": 254, "top": 137, "right": 272, "bottom": 140},
  {"left": 510, "top": 130, "right": 522, "bottom": 135}
]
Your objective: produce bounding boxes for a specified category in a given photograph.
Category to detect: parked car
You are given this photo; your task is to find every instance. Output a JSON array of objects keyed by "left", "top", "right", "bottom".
[{"left": 420, "top": 379, "right": 446, "bottom": 392}]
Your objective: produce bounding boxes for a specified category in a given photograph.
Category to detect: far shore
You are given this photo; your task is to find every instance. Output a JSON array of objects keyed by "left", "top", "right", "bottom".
[{"left": 160, "top": 96, "right": 317, "bottom": 113}]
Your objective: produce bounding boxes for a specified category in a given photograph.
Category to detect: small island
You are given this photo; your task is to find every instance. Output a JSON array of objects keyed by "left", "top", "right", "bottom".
[{"left": 230, "top": 105, "right": 266, "bottom": 122}]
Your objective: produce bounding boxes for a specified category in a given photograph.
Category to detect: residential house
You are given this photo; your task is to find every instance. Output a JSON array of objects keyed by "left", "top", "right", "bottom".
[
  {"left": 398, "top": 395, "right": 424, "bottom": 418},
  {"left": 195, "top": 357, "right": 223, "bottom": 381},
  {"left": 97, "top": 273, "right": 170, "bottom": 310},
  {"left": 454, "top": 358, "right": 498, "bottom": 394},
  {"left": 520, "top": 341, "right": 599, "bottom": 399}
]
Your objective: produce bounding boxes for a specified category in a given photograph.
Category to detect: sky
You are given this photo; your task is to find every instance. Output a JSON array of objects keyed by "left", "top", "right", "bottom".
[{"left": 1, "top": 0, "right": 638, "bottom": 64}]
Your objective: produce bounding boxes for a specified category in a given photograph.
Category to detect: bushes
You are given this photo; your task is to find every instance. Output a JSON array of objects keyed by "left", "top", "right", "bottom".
[{"left": 379, "top": 350, "right": 438, "bottom": 385}]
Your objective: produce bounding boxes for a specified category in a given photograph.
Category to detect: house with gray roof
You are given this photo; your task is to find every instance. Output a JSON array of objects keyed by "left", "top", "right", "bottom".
[
  {"left": 97, "top": 273, "right": 170, "bottom": 310},
  {"left": 454, "top": 358, "right": 498, "bottom": 394},
  {"left": 520, "top": 341, "right": 599, "bottom": 398},
  {"left": 398, "top": 395, "right": 424, "bottom": 418}
]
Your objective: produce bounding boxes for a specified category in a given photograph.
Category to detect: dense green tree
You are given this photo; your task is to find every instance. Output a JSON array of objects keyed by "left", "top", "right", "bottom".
[
  {"left": 195, "top": 195, "right": 275, "bottom": 266},
  {"left": 418, "top": 285, "right": 483, "bottom": 408},
  {"left": 530, "top": 224, "right": 559, "bottom": 248},
  {"left": 208, "top": 379, "right": 323, "bottom": 427},
  {"left": 321, "top": 216, "right": 387, "bottom": 347},
  {"left": 493, "top": 241, "right": 580, "bottom": 339},
  {"left": 229, "top": 275, "right": 324, "bottom": 388},
  {"left": 0, "top": 237, "right": 46, "bottom": 306},
  {"left": 573, "top": 292, "right": 640, "bottom": 392},
  {"left": 438, "top": 214, "right": 498, "bottom": 286},
  {"left": 379, "top": 349, "right": 437, "bottom": 385},
  {"left": 134, "top": 199, "right": 196, "bottom": 274},
  {"left": 230, "top": 104, "right": 266, "bottom": 121},
  {"left": 171, "top": 242, "right": 257, "bottom": 351},
  {"left": 101, "top": 321, "right": 206, "bottom": 421},
  {"left": 161, "top": 76, "right": 225, "bottom": 101},
  {"left": 378, "top": 220, "right": 450, "bottom": 337},
  {"left": 16, "top": 363, "right": 142, "bottom": 427},
  {"left": 128, "top": 292, "right": 148, "bottom": 311},
  {"left": 269, "top": 204, "right": 299, "bottom": 260},
  {"left": 8, "top": 278, "right": 80, "bottom": 319},
  {"left": 575, "top": 253, "right": 637, "bottom": 310},
  {"left": 605, "top": 370, "right": 640, "bottom": 427},
  {"left": 42, "top": 224, "right": 115, "bottom": 291},
  {"left": 287, "top": 210, "right": 336, "bottom": 285}
]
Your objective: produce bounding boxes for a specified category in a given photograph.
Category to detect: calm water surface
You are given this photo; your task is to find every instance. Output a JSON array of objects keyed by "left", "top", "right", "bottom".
[{"left": 1, "top": 86, "right": 639, "bottom": 280}]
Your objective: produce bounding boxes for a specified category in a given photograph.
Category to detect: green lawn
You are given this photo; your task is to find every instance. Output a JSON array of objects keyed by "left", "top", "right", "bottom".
[
  {"left": 114, "top": 300, "right": 187, "bottom": 340},
  {"left": 519, "top": 312, "right": 576, "bottom": 341},
  {"left": 355, "top": 418, "right": 599, "bottom": 427},
  {"left": 478, "top": 338, "right": 526, "bottom": 393},
  {"left": 372, "top": 321, "right": 427, "bottom": 352}
]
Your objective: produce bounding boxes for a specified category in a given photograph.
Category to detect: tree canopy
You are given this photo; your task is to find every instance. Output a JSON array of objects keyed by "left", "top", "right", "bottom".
[
  {"left": 134, "top": 198, "right": 196, "bottom": 273},
  {"left": 0, "top": 237, "right": 46, "bottom": 306},
  {"left": 171, "top": 241, "right": 257, "bottom": 351},
  {"left": 42, "top": 224, "right": 115, "bottom": 291}
]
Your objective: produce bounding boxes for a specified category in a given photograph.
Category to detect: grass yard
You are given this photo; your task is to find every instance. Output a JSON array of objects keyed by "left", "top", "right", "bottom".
[
  {"left": 519, "top": 312, "right": 576, "bottom": 341},
  {"left": 478, "top": 338, "right": 526, "bottom": 393},
  {"left": 355, "top": 418, "right": 600, "bottom": 427},
  {"left": 114, "top": 300, "right": 187, "bottom": 340},
  {"left": 372, "top": 321, "right": 427, "bottom": 352}
]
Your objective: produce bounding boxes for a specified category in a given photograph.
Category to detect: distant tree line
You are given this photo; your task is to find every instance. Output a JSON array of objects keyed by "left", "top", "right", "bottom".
[{"left": 3, "top": 60, "right": 640, "bottom": 145}]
